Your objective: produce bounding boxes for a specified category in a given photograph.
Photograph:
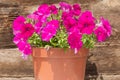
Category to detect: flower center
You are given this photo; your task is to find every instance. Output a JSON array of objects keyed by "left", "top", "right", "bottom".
[
  {"left": 84, "top": 23, "right": 88, "bottom": 27},
  {"left": 25, "top": 27, "right": 30, "bottom": 31}
]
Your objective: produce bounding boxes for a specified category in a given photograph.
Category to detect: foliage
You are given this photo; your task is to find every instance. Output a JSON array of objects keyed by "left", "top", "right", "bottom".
[{"left": 12, "top": 2, "right": 112, "bottom": 57}]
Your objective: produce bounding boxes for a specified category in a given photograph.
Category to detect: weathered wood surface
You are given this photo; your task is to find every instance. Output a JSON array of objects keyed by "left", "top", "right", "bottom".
[{"left": 0, "top": 0, "right": 120, "bottom": 76}]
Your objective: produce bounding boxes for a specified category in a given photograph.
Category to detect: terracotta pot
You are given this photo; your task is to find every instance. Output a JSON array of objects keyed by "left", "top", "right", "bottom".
[{"left": 32, "top": 48, "right": 89, "bottom": 80}]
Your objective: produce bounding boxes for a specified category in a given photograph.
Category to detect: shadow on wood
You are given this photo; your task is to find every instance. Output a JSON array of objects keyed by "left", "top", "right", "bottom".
[{"left": 85, "top": 54, "right": 99, "bottom": 80}]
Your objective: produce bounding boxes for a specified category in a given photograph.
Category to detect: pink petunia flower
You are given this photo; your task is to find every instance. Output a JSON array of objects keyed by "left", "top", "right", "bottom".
[
  {"left": 94, "top": 26, "right": 107, "bottom": 42},
  {"left": 101, "top": 17, "right": 112, "bottom": 37},
  {"left": 94, "top": 17, "right": 112, "bottom": 42},
  {"left": 63, "top": 16, "right": 77, "bottom": 31},
  {"left": 68, "top": 30, "right": 83, "bottom": 54},
  {"left": 59, "top": 2, "right": 72, "bottom": 12},
  {"left": 62, "top": 12, "right": 73, "bottom": 20},
  {"left": 33, "top": 4, "right": 51, "bottom": 23},
  {"left": 49, "top": 5, "right": 58, "bottom": 14},
  {"left": 27, "top": 14, "right": 39, "bottom": 20},
  {"left": 72, "top": 3, "right": 81, "bottom": 16},
  {"left": 17, "top": 40, "right": 32, "bottom": 55},
  {"left": 62, "top": 12, "right": 77, "bottom": 31},
  {"left": 48, "top": 20, "right": 59, "bottom": 29},
  {"left": 20, "top": 23, "right": 35, "bottom": 40},
  {"left": 41, "top": 20, "right": 59, "bottom": 41},
  {"left": 69, "top": 25, "right": 80, "bottom": 34},
  {"left": 38, "top": 4, "right": 50, "bottom": 16},
  {"left": 41, "top": 27, "right": 57, "bottom": 42},
  {"left": 78, "top": 11, "right": 95, "bottom": 34},
  {"left": 34, "top": 21, "right": 43, "bottom": 34},
  {"left": 13, "top": 23, "right": 34, "bottom": 43},
  {"left": 13, "top": 34, "right": 23, "bottom": 44},
  {"left": 13, "top": 16, "right": 26, "bottom": 35},
  {"left": 33, "top": 12, "right": 48, "bottom": 23}
]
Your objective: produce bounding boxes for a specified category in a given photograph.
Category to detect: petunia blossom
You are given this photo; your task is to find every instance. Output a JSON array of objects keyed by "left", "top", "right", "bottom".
[
  {"left": 13, "top": 34, "right": 23, "bottom": 44},
  {"left": 17, "top": 40, "right": 32, "bottom": 55},
  {"left": 27, "top": 14, "right": 39, "bottom": 20},
  {"left": 41, "top": 20, "right": 59, "bottom": 41},
  {"left": 20, "top": 23, "right": 35, "bottom": 40},
  {"left": 34, "top": 21, "right": 43, "bottom": 34},
  {"left": 13, "top": 16, "right": 26, "bottom": 35},
  {"left": 48, "top": 20, "right": 59, "bottom": 29},
  {"left": 69, "top": 25, "right": 79, "bottom": 34},
  {"left": 38, "top": 4, "right": 50, "bottom": 16},
  {"left": 62, "top": 12, "right": 73, "bottom": 20},
  {"left": 94, "top": 26, "right": 107, "bottom": 42},
  {"left": 101, "top": 17, "right": 112, "bottom": 37},
  {"left": 59, "top": 2, "right": 72, "bottom": 12},
  {"left": 33, "top": 11, "right": 48, "bottom": 23},
  {"left": 33, "top": 4, "right": 51, "bottom": 23},
  {"left": 62, "top": 12, "right": 76, "bottom": 31},
  {"left": 72, "top": 3, "right": 81, "bottom": 16},
  {"left": 13, "top": 35, "right": 32, "bottom": 56},
  {"left": 78, "top": 11, "right": 95, "bottom": 34},
  {"left": 63, "top": 16, "right": 77, "bottom": 31},
  {"left": 68, "top": 30, "right": 83, "bottom": 54},
  {"left": 41, "top": 27, "right": 57, "bottom": 42},
  {"left": 49, "top": 5, "right": 58, "bottom": 14}
]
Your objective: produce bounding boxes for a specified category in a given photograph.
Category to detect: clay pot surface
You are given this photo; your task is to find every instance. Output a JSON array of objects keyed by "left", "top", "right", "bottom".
[{"left": 32, "top": 48, "right": 89, "bottom": 80}]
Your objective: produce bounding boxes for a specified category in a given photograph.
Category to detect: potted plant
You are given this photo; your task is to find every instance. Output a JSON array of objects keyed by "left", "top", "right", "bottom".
[{"left": 12, "top": 2, "right": 112, "bottom": 80}]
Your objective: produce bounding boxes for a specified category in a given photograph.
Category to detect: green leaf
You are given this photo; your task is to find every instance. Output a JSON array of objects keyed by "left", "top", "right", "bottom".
[{"left": 82, "top": 34, "right": 96, "bottom": 48}]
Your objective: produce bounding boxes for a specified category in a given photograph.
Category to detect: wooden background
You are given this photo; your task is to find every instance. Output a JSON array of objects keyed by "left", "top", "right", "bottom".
[{"left": 0, "top": 0, "right": 120, "bottom": 79}]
